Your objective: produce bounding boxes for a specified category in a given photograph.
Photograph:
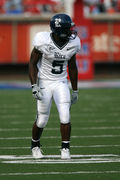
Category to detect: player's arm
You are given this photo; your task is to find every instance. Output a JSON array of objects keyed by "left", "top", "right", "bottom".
[
  {"left": 68, "top": 54, "right": 78, "bottom": 90},
  {"left": 68, "top": 54, "right": 78, "bottom": 104},
  {"left": 29, "top": 48, "right": 43, "bottom": 100},
  {"left": 29, "top": 47, "right": 42, "bottom": 84}
]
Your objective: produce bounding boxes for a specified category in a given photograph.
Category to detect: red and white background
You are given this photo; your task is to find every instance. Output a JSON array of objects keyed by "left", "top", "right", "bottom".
[{"left": 0, "top": 0, "right": 120, "bottom": 80}]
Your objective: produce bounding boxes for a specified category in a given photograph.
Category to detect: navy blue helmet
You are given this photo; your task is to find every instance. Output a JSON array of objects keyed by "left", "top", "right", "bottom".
[{"left": 50, "top": 13, "right": 77, "bottom": 40}]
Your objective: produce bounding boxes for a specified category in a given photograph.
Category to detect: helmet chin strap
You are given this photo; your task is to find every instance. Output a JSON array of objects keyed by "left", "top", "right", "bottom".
[
  {"left": 59, "top": 30, "right": 77, "bottom": 40},
  {"left": 59, "top": 34, "right": 68, "bottom": 38},
  {"left": 52, "top": 29, "right": 77, "bottom": 41},
  {"left": 69, "top": 30, "right": 77, "bottom": 40}
]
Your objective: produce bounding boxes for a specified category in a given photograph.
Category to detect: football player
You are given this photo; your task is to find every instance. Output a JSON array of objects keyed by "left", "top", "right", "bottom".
[{"left": 29, "top": 13, "right": 81, "bottom": 159}]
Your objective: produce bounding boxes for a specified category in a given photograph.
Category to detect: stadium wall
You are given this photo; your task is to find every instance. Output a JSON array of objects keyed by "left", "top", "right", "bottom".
[
  {"left": 0, "top": 9, "right": 120, "bottom": 79},
  {"left": 0, "top": 14, "right": 120, "bottom": 64}
]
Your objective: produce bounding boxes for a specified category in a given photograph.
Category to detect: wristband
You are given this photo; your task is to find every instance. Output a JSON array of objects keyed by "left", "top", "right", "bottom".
[
  {"left": 32, "top": 84, "right": 37, "bottom": 88},
  {"left": 72, "top": 90, "right": 78, "bottom": 93}
]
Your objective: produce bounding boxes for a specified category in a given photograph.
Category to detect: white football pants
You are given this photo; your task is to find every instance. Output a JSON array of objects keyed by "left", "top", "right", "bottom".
[{"left": 36, "top": 79, "right": 71, "bottom": 128}]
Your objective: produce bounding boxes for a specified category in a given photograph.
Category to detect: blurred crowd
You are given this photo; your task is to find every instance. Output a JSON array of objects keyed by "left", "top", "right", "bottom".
[
  {"left": 0, "top": 0, "right": 120, "bottom": 16},
  {"left": 84, "top": 0, "right": 120, "bottom": 15},
  {"left": 0, "top": 0, "right": 64, "bottom": 15}
]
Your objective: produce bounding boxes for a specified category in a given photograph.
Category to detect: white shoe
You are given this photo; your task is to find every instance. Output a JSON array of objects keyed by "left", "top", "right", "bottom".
[
  {"left": 61, "top": 148, "right": 71, "bottom": 160},
  {"left": 32, "top": 146, "right": 44, "bottom": 159}
]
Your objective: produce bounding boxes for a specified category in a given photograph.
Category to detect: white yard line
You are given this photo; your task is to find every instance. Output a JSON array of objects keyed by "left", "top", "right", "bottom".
[
  {"left": 0, "top": 154, "right": 120, "bottom": 165},
  {"left": 0, "top": 135, "right": 120, "bottom": 140},
  {"left": 0, "top": 154, "right": 119, "bottom": 159},
  {"left": 1, "top": 126, "right": 120, "bottom": 132},
  {"left": 2, "top": 160, "right": 120, "bottom": 164},
  {"left": 1, "top": 171, "right": 120, "bottom": 176},
  {"left": 10, "top": 119, "right": 120, "bottom": 125},
  {"left": 2, "top": 158, "right": 120, "bottom": 164}
]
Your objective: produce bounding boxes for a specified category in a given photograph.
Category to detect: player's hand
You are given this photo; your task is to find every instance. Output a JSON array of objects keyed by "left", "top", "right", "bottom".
[
  {"left": 32, "top": 84, "right": 43, "bottom": 100},
  {"left": 71, "top": 90, "right": 78, "bottom": 105}
]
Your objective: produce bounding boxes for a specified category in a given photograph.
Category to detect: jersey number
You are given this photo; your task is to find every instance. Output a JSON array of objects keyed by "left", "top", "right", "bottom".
[{"left": 52, "top": 60, "right": 64, "bottom": 74}]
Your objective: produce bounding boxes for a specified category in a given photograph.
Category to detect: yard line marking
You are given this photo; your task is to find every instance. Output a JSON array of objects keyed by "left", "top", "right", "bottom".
[
  {"left": 76, "top": 127, "right": 120, "bottom": 130},
  {"left": 1, "top": 171, "right": 120, "bottom": 176},
  {"left": 0, "top": 128, "right": 30, "bottom": 132},
  {"left": 0, "top": 128, "right": 59, "bottom": 131},
  {"left": 0, "top": 135, "right": 120, "bottom": 140},
  {"left": 0, "top": 154, "right": 119, "bottom": 160},
  {"left": 10, "top": 119, "right": 120, "bottom": 125},
  {"left": 0, "top": 144, "right": 120, "bottom": 150},
  {"left": 0, "top": 147, "right": 30, "bottom": 149},
  {"left": 2, "top": 158, "right": 120, "bottom": 164},
  {"left": 1, "top": 154, "right": 120, "bottom": 164},
  {"left": 1, "top": 126, "right": 120, "bottom": 132}
]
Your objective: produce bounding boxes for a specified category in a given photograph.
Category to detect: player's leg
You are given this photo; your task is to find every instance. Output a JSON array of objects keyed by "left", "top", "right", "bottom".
[
  {"left": 31, "top": 122, "right": 43, "bottom": 150},
  {"left": 60, "top": 122, "right": 71, "bottom": 146},
  {"left": 32, "top": 99, "right": 52, "bottom": 143},
  {"left": 53, "top": 81, "right": 71, "bottom": 159},
  {"left": 31, "top": 82, "right": 52, "bottom": 158}
]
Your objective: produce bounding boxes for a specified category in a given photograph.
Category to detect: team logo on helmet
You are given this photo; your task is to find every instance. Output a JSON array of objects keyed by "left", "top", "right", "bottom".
[{"left": 55, "top": 18, "right": 61, "bottom": 27}]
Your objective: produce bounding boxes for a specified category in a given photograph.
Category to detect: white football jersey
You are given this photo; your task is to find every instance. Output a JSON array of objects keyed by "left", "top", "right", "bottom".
[{"left": 33, "top": 32, "right": 81, "bottom": 81}]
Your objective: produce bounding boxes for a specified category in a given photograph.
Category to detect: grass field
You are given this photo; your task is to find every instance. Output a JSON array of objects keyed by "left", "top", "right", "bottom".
[{"left": 0, "top": 87, "right": 120, "bottom": 180}]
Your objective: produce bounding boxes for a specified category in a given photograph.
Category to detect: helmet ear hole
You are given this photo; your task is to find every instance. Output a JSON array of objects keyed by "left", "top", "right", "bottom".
[{"left": 50, "top": 13, "right": 76, "bottom": 40}]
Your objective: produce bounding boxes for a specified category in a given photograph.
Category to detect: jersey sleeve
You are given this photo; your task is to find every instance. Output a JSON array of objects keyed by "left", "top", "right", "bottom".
[
  {"left": 75, "top": 36, "right": 81, "bottom": 53},
  {"left": 32, "top": 32, "right": 49, "bottom": 52},
  {"left": 68, "top": 36, "right": 81, "bottom": 57}
]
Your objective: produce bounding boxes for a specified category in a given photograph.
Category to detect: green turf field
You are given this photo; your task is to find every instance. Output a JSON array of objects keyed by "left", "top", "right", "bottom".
[{"left": 0, "top": 88, "right": 120, "bottom": 180}]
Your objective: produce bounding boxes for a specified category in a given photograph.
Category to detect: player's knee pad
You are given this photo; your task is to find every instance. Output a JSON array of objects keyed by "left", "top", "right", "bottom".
[
  {"left": 36, "top": 113, "right": 49, "bottom": 128},
  {"left": 59, "top": 103, "right": 70, "bottom": 124}
]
